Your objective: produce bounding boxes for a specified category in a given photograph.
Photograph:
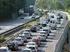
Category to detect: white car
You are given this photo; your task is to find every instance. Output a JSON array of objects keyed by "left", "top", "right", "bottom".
[
  {"left": 38, "top": 30, "right": 47, "bottom": 34},
  {"left": 42, "top": 27, "right": 51, "bottom": 33},
  {"left": 18, "top": 34, "right": 27, "bottom": 42},
  {"left": 26, "top": 42, "right": 37, "bottom": 47},
  {"left": 13, "top": 37, "right": 24, "bottom": 45},
  {"left": 0, "top": 47, "right": 11, "bottom": 52},
  {"left": 22, "top": 48, "right": 32, "bottom": 52},
  {"left": 39, "top": 34, "right": 47, "bottom": 41},
  {"left": 42, "top": 26, "right": 50, "bottom": 31},
  {"left": 56, "top": 24, "right": 61, "bottom": 28},
  {"left": 24, "top": 16, "right": 32, "bottom": 19},
  {"left": 26, "top": 45, "right": 38, "bottom": 52},
  {"left": 23, "top": 31, "right": 31, "bottom": 39},
  {"left": 51, "top": 30, "right": 57, "bottom": 33},
  {"left": 37, "top": 31, "right": 48, "bottom": 37},
  {"left": 32, "top": 13, "right": 39, "bottom": 19},
  {"left": 49, "top": 33, "right": 55, "bottom": 36}
]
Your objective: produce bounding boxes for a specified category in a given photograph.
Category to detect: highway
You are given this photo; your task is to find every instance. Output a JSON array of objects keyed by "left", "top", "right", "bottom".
[{"left": 0, "top": 11, "right": 69, "bottom": 52}]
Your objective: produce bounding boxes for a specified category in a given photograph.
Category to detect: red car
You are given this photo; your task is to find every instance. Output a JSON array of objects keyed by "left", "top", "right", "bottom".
[{"left": 32, "top": 36, "right": 41, "bottom": 47}]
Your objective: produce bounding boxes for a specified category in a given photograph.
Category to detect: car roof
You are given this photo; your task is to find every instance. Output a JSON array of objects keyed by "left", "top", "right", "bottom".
[
  {"left": 26, "top": 45, "right": 36, "bottom": 47},
  {"left": 0, "top": 47, "right": 8, "bottom": 49},
  {"left": 37, "top": 31, "right": 46, "bottom": 33},
  {"left": 27, "top": 42, "right": 36, "bottom": 44},
  {"left": 15, "top": 37, "right": 22, "bottom": 39},
  {"left": 23, "top": 48, "right": 31, "bottom": 50},
  {"left": 23, "top": 31, "right": 29, "bottom": 33},
  {"left": 42, "top": 27, "right": 50, "bottom": 29},
  {"left": 32, "top": 36, "right": 40, "bottom": 39},
  {"left": 19, "top": 34, "right": 25, "bottom": 36}
]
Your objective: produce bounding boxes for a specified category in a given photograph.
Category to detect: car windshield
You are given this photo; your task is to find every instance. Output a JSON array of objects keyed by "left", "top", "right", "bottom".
[
  {"left": 19, "top": 36, "right": 24, "bottom": 38},
  {"left": 0, "top": 49, "right": 7, "bottom": 52},
  {"left": 28, "top": 43, "right": 35, "bottom": 45},
  {"left": 28, "top": 47, "right": 35, "bottom": 50},
  {"left": 41, "top": 35, "right": 45, "bottom": 37},
  {"left": 23, "top": 50, "right": 31, "bottom": 52},
  {"left": 40, "top": 32, "right": 46, "bottom": 34},
  {"left": 43, "top": 29, "right": 48, "bottom": 31},
  {"left": 15, "top": 39, "right": 21, "bottom": 41},
  {"left": 24, "top": 33, "right": 29, "bottom": 35}
]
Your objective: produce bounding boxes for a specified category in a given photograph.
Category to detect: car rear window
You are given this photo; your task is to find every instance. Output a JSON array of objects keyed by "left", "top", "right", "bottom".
[
  {"left": 23, "top": 50, "right": 31, "bottom": 52},
  {"left": 29, "top": 47, "right": 35, "bottom": 50}
]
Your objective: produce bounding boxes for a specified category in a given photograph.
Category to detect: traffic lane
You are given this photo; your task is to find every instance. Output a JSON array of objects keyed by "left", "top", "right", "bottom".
[
  {"left": 11, "top": 41, "right": 48, "bottom": 52},
  {"left": 10, "top": 34, "right": 54, "bottom": 52},
  {"left": 38, "top": 42, "right": 48, "bottom": 52}
]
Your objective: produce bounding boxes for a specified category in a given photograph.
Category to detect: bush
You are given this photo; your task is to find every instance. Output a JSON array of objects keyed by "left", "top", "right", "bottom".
[{"left": 0, "top": 36, "right": 6, "bottom": 43}]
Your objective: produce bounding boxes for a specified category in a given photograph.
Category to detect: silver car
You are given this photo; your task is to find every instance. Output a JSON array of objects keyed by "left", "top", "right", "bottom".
[
  {"left": 22, "top": 48, "right": 32, "bottom": 52},
  {"left": 13, "top": 37, "right": 24, "bottom": 45}
]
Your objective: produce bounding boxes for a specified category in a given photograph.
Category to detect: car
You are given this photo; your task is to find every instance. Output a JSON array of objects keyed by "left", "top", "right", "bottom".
[
  {"left": 49, "top": 33, "right": 55, "bottom": 36},
  {"left": 51, "top": 30, "right": 57, "bottom": 33},
  {"left": 34, "top": 33, "right": 47, "bottom": 41},
  {"left": 18, "top": 34, "right": 27, "bottom": 42},
  {"left": 22, "top": 48, "right": 32, "bottom": 52},
  {"left": 30, "top": 26, "right": 37, "bottom": 32},
  {"left": 42, "top": 25, "right": 50, "bottom": 32},
  {"left": 26, "top": 45, "right": 38, "bottom": 52},
  {"left": 26, "top": 42, "right": 38, "bottom": 48},
  {"left": 48, "top": 13, "right": 57, "bottom": 20},
  {"left": 35, "top": 15, "right": 40, "bottom": 18},
  {"left": 50, "top": 24, "right": 57, "bottom": 30},
  {"left": 56, "top": 24, "right": 61, "bottom": 28},
  {"left": 23, "top": 31, "right": 31, "bottom": 39},
  {"left": 7, "top": 41, "right": 18, "bottom": 51},
  {"left": 39, "top": 29, "right": 51, "bottom": 36},
  {"left": 50, "top": 19, "right": 56, "bottom": 24},
  {"left": 23, "top": 29, "right": 31, "bottom": 32},
  {"left": 13, "top": 37, "right": 24, "bottom": 46},
  {"left": 37, "top": 30, "right": 47, "bottom": 34},
  {"left": 0, "top": 47, "right": 11, "bottom": 52},
  {"left": 56, "top": 19, "right": 61, "bottom": 24},
  {"left": 31, "top": 14, "right": 36, "bottom": 18},
  {"left": 32, "top": 36, "right": 41, "bottom": 46},
  {"left": 60, "top": 19, "right": 64, "bottom": 24},
  {"left": 39, "top": 35, "right": 47, "bottom": 41},
  {"left": 32, "top": 13, "right": 39, "bottom": 19},
  {"left": 24, "top": 16, "right": 33, "bottom": 19},
  {"left": 57, "top": 13, "right": 63, "bottom": 19},
  {"left": 41, "top": 20, "right": 47, "bottom": 27},
  {"left": 42, "top": 24, "right": 47, "bottom": 27},
  {"left": 42, "top": 26, "right": 50, "bottom": 31},
  {"left": 37, "top": 31, "right": 48, "bottom": 37}
]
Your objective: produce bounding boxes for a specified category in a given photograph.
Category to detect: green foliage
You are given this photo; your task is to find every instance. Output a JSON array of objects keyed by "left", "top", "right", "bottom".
[
  {"left": 35, "top": 0, "right": 47, "bottom": 9},
  {"left": 0, "top": 36, "right": 6, "bottom": 43},
  {"left": 0, "top": 0, "right": 24, "bottom": 20},
  {"left": 35, "top": 0, "right": 70, "bottom": 11}
]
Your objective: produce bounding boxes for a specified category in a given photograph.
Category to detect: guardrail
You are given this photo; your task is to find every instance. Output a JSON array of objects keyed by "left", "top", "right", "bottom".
[{"left": 0, "top": 17, "right": 40, "bottom": 36}]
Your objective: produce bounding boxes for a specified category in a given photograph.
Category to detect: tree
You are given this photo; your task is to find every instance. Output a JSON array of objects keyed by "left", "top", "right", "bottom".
[
  {"left": 63, "top": 0, "right": 70, "bottom": 11},
  {"left": 0, "top": 0, "right": 24, "bottom": 20},
  {"left": 35, "top": 0, "right": 70, "bottom": 11},
  {"left": 35, "top": 0, "right": 47, "bottom": 9}
]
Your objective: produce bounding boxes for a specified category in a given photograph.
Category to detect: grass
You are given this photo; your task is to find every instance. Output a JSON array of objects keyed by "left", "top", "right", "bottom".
[
  {"left": 23, "top": 20, "right": 38, "bottom": 29},
  {"left": 0, "top": 35, "right": 6, "bottom": 43}
]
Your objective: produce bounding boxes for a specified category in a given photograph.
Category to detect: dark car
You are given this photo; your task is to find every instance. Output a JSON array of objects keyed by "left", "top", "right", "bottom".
[
  {"left": 30, "top": 26, "right": 37, "bottom": 32},
  {"left": 7, "top": 42, "right": 18, "bottom": 51},
  {"left": 57, "top": 13, "right": 63, "bottom": 19}
]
